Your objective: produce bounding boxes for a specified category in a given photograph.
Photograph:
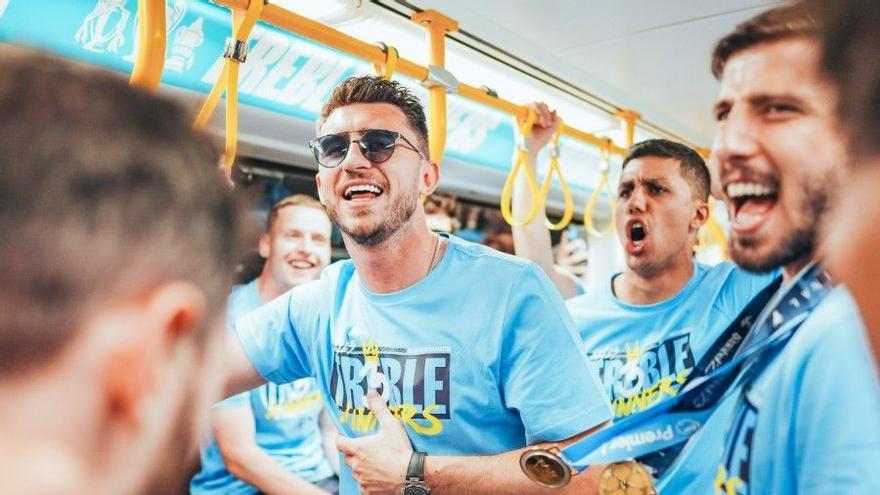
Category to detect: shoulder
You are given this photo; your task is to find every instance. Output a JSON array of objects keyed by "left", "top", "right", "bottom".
[{"left": 444, "top": 234, "right": 540, "bottom": 279}]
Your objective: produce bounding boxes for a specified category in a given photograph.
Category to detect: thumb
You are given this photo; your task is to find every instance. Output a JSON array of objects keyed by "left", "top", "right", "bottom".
[
  {"left": 366, "top": 390, "right": 399, "bottom": 428},
  {"left": 335, "top": 433, "right": 356, "bottom": 456}
]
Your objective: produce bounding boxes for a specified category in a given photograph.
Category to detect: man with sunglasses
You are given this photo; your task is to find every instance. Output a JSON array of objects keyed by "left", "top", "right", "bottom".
[{"left": 220, "top": 76, "right": 613, "bottom": 494}]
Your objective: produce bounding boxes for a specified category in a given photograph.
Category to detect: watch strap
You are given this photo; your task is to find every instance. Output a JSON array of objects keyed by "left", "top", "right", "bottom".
[{"left": 406, "top": 451, "right": 426, "bottom": 481}]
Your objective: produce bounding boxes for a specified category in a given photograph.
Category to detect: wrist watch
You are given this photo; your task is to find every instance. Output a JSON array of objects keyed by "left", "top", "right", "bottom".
[{"left": 403, "top": 451, "right": 431, "bottom": 495}]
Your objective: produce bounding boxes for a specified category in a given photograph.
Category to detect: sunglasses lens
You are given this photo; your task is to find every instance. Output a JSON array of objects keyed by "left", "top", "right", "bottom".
[
  {"left": 359, "top": 130, "right": 398, "bottom": 163},
  {"left": 314, "top": 135, "right": 349, "bottom": 167}
]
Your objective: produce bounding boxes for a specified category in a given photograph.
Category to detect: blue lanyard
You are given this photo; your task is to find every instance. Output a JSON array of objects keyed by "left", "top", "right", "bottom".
[{"left": 560, "top": 263, "right": 832, "bottom": 475}]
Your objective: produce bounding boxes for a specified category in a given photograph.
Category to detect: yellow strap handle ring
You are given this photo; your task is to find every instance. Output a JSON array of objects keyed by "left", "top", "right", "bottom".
[
  {"left": 193, "top": 0, "right": 264, "bottom": 169},
  {"left": 372, "top": 42, "right": 399, "bottom": 80},
  {"left": 584, "top": 139, "right": 617, "bottom": 237},
  {"left": 500, "top": 109, "right": 540, "bottom": 227},
  {"left": 539, "top": 122, "right": 574, "bottom": 230}
]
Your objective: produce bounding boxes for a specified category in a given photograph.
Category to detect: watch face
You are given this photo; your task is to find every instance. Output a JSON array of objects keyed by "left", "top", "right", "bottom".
[{"left": 403, "top": 482, "right": 431, "bottom": 495}]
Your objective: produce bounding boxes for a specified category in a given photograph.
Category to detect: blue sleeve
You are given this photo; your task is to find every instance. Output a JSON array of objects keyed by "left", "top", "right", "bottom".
[
  {"left": 234, "top": 288, "right": 315, "bottom": 385},
  {"left": 791, "top": 300, "right": 880, "bottom": 493},
  {"left": 500, "top": 263, "right": 612, "bottom": 444}
]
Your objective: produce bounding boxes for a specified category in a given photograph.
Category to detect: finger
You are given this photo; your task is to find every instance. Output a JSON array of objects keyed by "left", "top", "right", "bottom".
[
  {"left": 335, "top": 434, "right": 357, "bottom": 456},
  {"left": 365, "top": 390, "right": 399, "bottom": 428}
]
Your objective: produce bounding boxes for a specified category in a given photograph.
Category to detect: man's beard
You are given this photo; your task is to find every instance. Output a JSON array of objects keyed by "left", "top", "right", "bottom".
[
  {"left": 731, "top": 175, "right": 834, "bottom": 273},
  {"left": 327, "top": 191, "right": 418, "bottom": 246}
]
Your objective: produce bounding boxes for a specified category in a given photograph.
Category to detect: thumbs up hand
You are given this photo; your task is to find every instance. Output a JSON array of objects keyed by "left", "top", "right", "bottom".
[{"left": 336, "top": 391, "right": 414, "bottom": 494}]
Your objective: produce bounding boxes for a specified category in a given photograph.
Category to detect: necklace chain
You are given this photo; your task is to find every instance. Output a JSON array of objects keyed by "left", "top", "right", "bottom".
[{"left": 426, "top": 234, "right": 442, "bottom": 276}]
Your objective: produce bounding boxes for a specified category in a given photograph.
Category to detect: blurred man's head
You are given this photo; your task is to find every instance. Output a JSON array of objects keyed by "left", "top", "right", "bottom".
[
  {"left": 616, "top": 139, "right": 710, "bottom": 277},
  {"left": 0, "top": 47, "right": 241, "bottom": 493},
  {"left": 258, "top": 194, "right": 332, "bottom": 298},
  {"left": 808, "top": 0, "right": 880, "bottom": 359},
  {"left": 710, "top": 5, "right": 846, "bottom": 277}
]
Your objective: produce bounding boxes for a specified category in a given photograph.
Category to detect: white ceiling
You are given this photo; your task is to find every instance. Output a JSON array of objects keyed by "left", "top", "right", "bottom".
[{"left": 406, "top": 0, "right": 783, "bottom": 146}]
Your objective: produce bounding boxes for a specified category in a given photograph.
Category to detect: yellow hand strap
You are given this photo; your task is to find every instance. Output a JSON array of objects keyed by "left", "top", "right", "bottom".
[
  {"left": 372, "top": 43, "right": 399, "bottom": 80},
  {"left": 583, "top": 139, "right": 617, "bottom": 237},
  {"left": 538, "top": 122, "right": 574, "bottom": 230},
  {"left": 500, "top": 109, "right": 540, "bottom": 226},
  {"left": 193, "top": 0, "right": 264, "bottom": 169}
]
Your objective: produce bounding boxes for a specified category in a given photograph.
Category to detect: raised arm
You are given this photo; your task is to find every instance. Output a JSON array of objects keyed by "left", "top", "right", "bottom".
[
  {"left": 222, "top": 331, "right": 267, "bottom": 398},
  {"left": 511, "top": 102, "right": 581, "bottom": 299}
]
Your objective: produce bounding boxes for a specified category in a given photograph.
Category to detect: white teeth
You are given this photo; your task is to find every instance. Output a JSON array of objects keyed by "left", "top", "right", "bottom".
[
  {"left": 726, "top": 182, "right": 777, "bottom": 198},
  {"left": 291, "top": 260, "right": 314, "bottom": 269},
  {"left": 344, "top": 184, "right": 382, "bottom": 198}
]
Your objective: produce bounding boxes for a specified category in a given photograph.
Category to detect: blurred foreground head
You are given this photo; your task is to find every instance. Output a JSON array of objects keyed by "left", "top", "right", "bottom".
[
  {"left": 807, "top": 0, "right": 880, "bottom": 362},
  {"left": 0, "top": 45, "right": 242, "bottom": 494}
]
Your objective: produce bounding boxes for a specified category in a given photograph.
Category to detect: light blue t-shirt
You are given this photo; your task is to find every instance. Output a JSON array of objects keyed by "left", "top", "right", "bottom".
[
  {"left": 566, "top": 261, "right": 774, "bottom": 492},
  {"left": 704, "top": 287, "right": 880, "bottom": 495},
  {"left": 235, "top": 235, "right": 613, "bottom": 494},
  {"left": 191, "top": 280, "right": 334, "bottom": 495}
]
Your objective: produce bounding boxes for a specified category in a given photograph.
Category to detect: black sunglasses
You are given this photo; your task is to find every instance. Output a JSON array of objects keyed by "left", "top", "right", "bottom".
[{"left": 308, "top": 129, "right": 425, "bottom": 168}]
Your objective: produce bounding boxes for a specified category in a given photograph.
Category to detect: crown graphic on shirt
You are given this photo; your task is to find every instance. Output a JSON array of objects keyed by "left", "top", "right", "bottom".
[
  {"left": 625, "top": 342, "right": 643, "bottom": 363},
  {"left": 361, "top": 339, "right": 380, "bottom": 363}
]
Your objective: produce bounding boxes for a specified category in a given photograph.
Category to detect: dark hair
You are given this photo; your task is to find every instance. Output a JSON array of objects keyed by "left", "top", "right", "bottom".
[
  {"left": 0, "top": 46, "right": 243, "bottom": 375},
  {"left": 711, "top": 4, "right": 818, "bottom": 79},
  {"left": 622, "top": 139, "right": 710, "bottom": 201},
  {"left": 266, "top": 194, "right": 326, "bottom": 231},
  {"left": 317, "top": 76, "right": 429, "bottom": 155},
  {"left": 807, "top": 0, "right": 880, "bottom": 158}
]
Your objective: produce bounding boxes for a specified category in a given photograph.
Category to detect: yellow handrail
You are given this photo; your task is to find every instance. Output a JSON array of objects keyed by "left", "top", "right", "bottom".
[
  {"left": 500, "top": 109, "right": 540, "bottom": 226},
  {"left": 538, "top": 123, "right": 574, "bottom": 230},
  {"left": 129, "top": 0, "right": 166, "bottom": 91},
  {"left": 412, "top": 10, "right": 458, "bottom": 165},
  {"left": 208, "top": 0, "right": 630, "bottom": 159},
  {"left": 193, "top": 0, "right": 264, "bottom": 169},
  {"left": 583, "top": 139, "right": 617, "bottom": 237}
]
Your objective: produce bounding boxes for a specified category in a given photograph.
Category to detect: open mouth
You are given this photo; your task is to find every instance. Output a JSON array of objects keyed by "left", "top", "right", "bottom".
[
  {"left": 289, "top": 259, "right": 316, "bottom": 269},
  {"left": 726, "top": 181, "right": 778, "bottom": 232},
  {"left": 625, "top": 220, "right": 648, "bottom": 254},
  {"left": 343, "top": 183, "right": 384, "bottom": 201}
]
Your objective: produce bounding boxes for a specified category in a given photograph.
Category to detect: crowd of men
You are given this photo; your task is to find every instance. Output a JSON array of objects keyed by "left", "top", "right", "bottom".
[{"left": 0, "top": 2, "right": 878, "bottom": 494}]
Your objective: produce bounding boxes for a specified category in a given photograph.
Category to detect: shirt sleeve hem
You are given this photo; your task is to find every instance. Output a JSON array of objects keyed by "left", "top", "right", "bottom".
[{"left": 526, "top": 404, "right": 614, "bottom": 444}]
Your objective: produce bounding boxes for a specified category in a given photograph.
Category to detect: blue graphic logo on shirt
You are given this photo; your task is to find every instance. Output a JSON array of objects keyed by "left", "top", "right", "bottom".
[
  {"left": 330, "top": 342, "right": 451, "bottom": 436},
  {"left": 589, "top": 333, "right": 695, "bottom": 417},
  {"left": 715, "top": 398, "right": 757, "bottom": 495}
]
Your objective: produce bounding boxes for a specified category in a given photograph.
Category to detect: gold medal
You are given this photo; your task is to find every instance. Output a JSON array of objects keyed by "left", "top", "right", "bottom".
[
  {"left": 598, "top": 461, "right": 656, "bottom": 495},
  {"left": 519, "top": 448, "right": 572, "bottom": 488}
]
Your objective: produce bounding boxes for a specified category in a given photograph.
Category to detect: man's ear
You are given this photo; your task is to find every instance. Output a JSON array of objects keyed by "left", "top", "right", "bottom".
[
  {"left": 419, "top": 160, "right": 440, "bottom": 196},
  {"left": 691, "top": 201, "right": 710, "bottom": 233},
  {"left": 103, "top": 282, "right": 207, "bottom": 429},
  {"left": 258, "top": 232, "right": 271, "bottom": 259}
]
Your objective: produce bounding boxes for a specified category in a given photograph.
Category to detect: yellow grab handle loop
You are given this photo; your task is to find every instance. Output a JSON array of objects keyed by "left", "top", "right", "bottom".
[
  {"left": 372, "top": 43, "right": 399, "bottom": 80},
  {"left": 696, "top": 197, "right": 729, "bottom": 258},
  {"left": 129, "top": 0, "right": 166, "bottom": 91},
  {"left": 500, "top": 109, "right": 540, "bottom": 226},
  {"left": 583, "top": 139, "right": 617, "bottom": 237},
  {"left": 193, "top": 0, "right": 264, "bottom": 169},
  {"left": 539, "top": 122, "right": 574, "bottom": 230}
]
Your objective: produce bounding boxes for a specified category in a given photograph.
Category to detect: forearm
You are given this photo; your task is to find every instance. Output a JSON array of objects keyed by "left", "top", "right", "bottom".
[
  {"left": 223, "top": 332, "right": 267, "bottom": 398},
  {"left": 423, "top": 447, "right": 601, "bottom": 495},
  {"left": 224, "top": 448, "right": 328, "bottom": 495},
  {"left": 511, "top": 150, "right": 579, "bottom": 299}
]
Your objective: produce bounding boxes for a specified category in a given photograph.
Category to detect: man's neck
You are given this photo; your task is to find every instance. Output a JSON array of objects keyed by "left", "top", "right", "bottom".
[
  {"left": 782, "top": 254, "right": 816, "bottom": 282},
  {"left": 345, "top": 218, "right": 442, "bottom": 293},
  {"left": 256, "top": 270, "right": 286, "bottom": 302},
  {"left": 614, "top": 256, "right": 695, "bottom": 305}
]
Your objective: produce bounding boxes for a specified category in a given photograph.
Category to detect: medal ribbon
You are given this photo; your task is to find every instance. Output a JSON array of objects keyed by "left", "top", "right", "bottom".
[{"left": 560, "top": 263, "right": 832, "bottom": 475}]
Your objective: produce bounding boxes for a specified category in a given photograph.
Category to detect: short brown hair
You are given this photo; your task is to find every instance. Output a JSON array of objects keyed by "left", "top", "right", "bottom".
[
  {"left": 622, "top": 139, "right": 710, "bottom": 201},
  {"left": 807, "top": 0, "right": 880, "bottom": 157},
  {"left": 266, "top": 194, "right": 327, "bottom": 230},
  {"left": 317, "top": 76, "right": 429, "bottom": 155},
  {"left": 0, "top": 47, "right": 243, "bottom": 376},
  {"left": 712, "top": 4, "right": 818, "bottom": 79}
]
